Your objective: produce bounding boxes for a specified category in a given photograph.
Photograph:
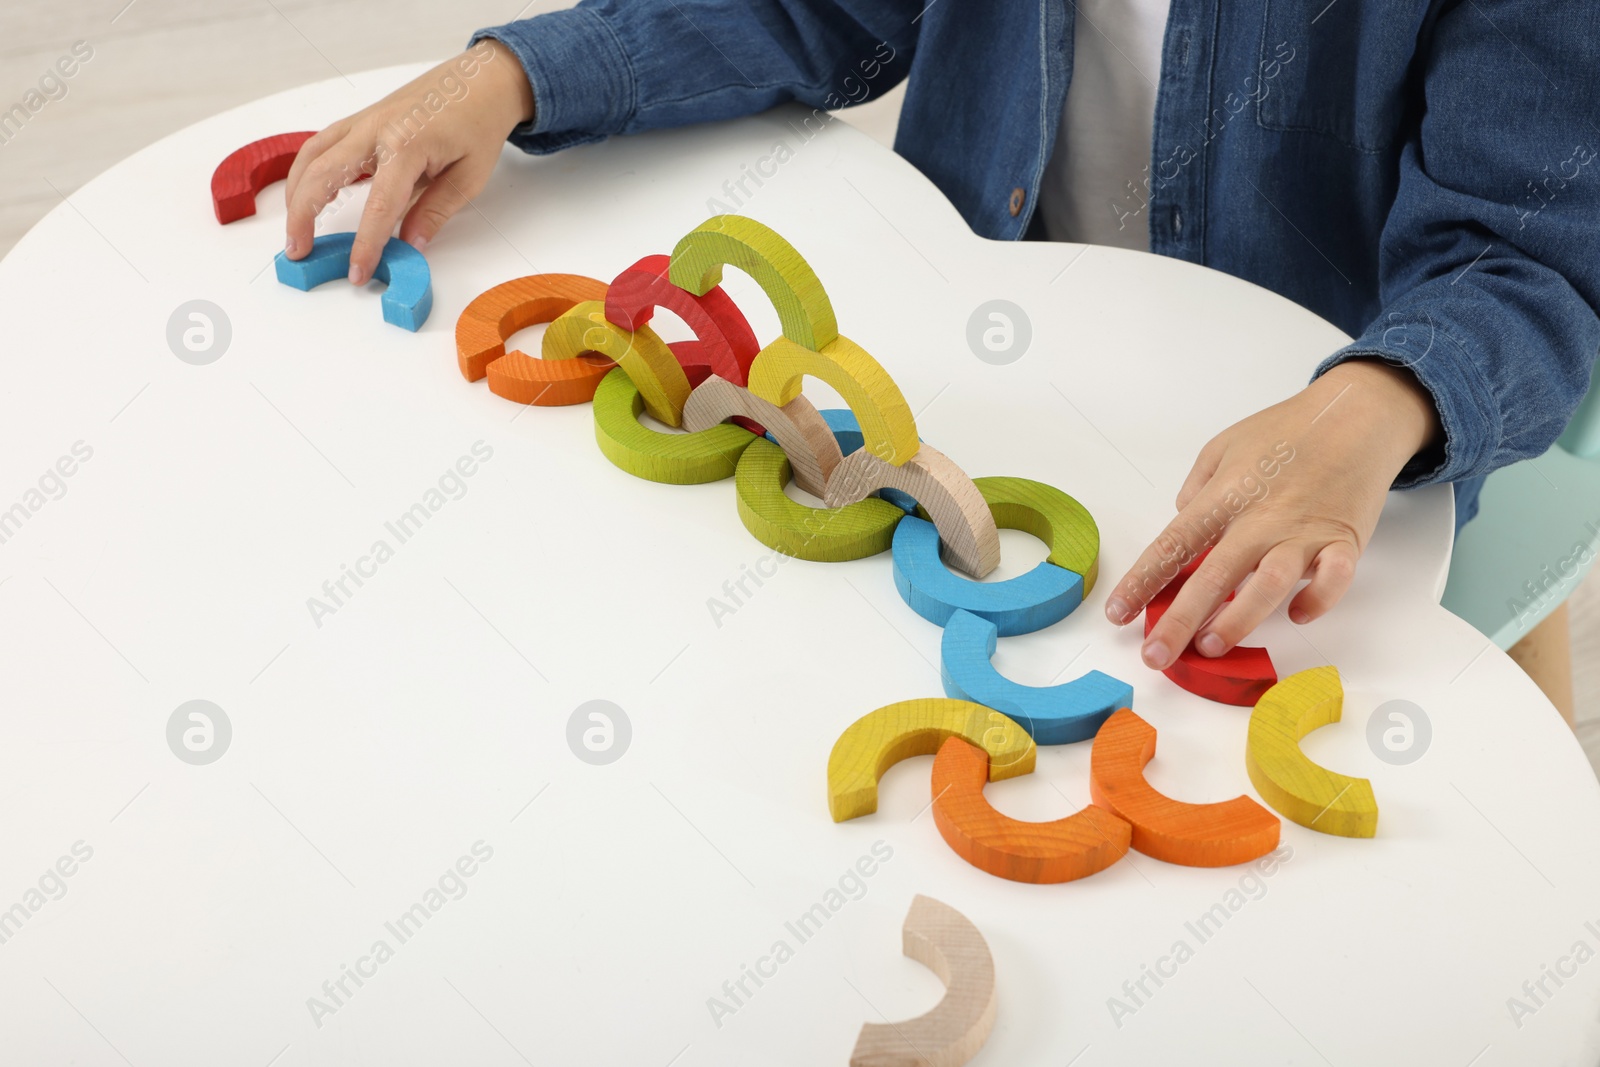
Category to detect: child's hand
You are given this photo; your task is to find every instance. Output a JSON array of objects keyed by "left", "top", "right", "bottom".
[
  {"left": 283, "top": 40, "right": 534, "bottom": 284},
  {"left": 1103, "top": 359, "right": 1441, "bottom": 669}
]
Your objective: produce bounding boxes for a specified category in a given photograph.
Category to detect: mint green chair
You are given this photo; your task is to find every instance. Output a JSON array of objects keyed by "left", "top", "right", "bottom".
[{"left": 1443, "top": 376, "right": 1600, "bottom": 650}]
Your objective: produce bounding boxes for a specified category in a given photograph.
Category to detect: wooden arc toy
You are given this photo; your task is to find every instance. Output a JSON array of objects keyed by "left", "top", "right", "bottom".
[
  {"left": 543, "top": 301, "right": 691, "bottom": 427},
  {"left": 931, "top": 737, "right": 1131, "bottom": 884},
  {"left": 591, "top": 366, "right": 758, "bottom": 485},
  {"left": 1090, "top": 708, "right": 1281, "bottom": 866},
  {"left": 675, "top": 355, "right": 768, "bottom": 438},
  {"left": 668, "top": 214, "right": 838, "bottom": 351},
  {"left": 273, "top": 233, "right": 432, "bottom": 332},
  {"left": 454, "top": 273, "right": 613, "bottom": 404},
  {"left": 850, "top": 895, "right": 997, "bottom": 1067},
  {"left": 824, "top": 443, "right": 1000, "bottom": 579},
  {"left": 747, "top": 336, "right": 920, "bottom": 466},
  {"left": 675, "top": 345, "right": 764, "bottom": 435},
  {"left": 1246, "top": 666, "right": 1379, "bottom": 838},
  {"left": 673, "top": 351, "right": 763, "bottom": 439},
  {"left": 681, "top": 373, "right": 842, "bottom": 498},
  {"left": 674, "top": 347, "right": 764, "bottom": 435},
  {"left": 818, "top": 409, "right": 919, "bottom": 514},
  {"left": 735, "top": 438, "right": 904, "bottom": 566},
  {"left": 940, "top": 608, "right": 1132, "bottom": 744},
  {"left": 1144, "top": 551, "right": 1278, "bottom": 706},
  {"left": 891, "top": 516, "right": 1082, "bottom": 637},
  {"left": 603, "top": 253, "right": 761, "bottom": 385},
  {"left": 974, "top": 476, "right": 1100, "bottom": 594},
  {"left": 211, "top": 131, "right": 314, "bottom": 224},
  {"left": 827, "top": 698, "right": 1036, "bottom": 823}
]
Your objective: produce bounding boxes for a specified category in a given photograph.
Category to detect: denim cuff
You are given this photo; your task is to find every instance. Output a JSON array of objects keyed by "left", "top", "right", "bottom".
[
  {"left": 1311, "top": 315, "right": 1499, "bottom": 491},
  {"left": 471, "top": 8, "right": 637, "bottom": 155}
]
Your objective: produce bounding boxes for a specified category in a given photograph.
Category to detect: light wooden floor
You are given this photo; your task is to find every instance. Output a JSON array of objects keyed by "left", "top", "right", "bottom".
[{"left": 3, "top": 0, "right": 1596, "bottom": 773}]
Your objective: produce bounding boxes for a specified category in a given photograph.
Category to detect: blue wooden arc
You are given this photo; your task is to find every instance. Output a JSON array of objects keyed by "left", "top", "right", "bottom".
[
  {"left": 274, "top": 233, "right": 433, "bottom": 332},
  {"left": 940, "top": 609, "right": 1132, "bottom": 744},
  {"left": 891, "top": 515, "right": 1082, "bottom": 636}
]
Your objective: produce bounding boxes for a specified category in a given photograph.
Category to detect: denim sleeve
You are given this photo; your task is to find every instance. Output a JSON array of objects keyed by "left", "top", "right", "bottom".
[
  {"left": 1312, "top": 0, "right": 1600, "bottom": 489},
  {"left": 469, "top": 2, "right": 921, "bottom": 155}
]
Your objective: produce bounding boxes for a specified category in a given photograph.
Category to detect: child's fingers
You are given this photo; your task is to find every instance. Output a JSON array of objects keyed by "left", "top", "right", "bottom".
[
  {"left": 284, "top": 122, "right": 348, "bottom": 217},
  {"left": 1140, "top": 533, "right": 1264, "bottom": 669},
  {"left": 284, "top": 135, "right": 370, "bottom": 260},
  {"left": 397, "top": 156, "right": 492, "bottom": 251},
  {"left": 1104, "top": 490, "right": 1229, "bottom": 625},
  {"left": 347, "top": 152, "right": 429, "bottom": 285},
  {"left": 1105, "top": 531, "right": 1180, "bottom": 625},
  {"left": 1175, "top": 436, "right": 1226, "bottom": 510},
  {"left": 1287, "top": 540, "right": 1359, "bottom": 624},
  {"left": 1105, "top": 523, "right": 1203, "bottom": 625},
  {"left": 1107, "top": 439, "right": 1233, "bottom": 629},
  {"left": 1193, "top": 540, "right": 1316, "bottom": 656}
]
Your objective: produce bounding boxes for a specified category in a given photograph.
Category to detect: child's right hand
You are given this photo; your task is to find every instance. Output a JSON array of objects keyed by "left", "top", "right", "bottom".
[{"left": 283, "top": 39, "right": 534, "bottom": 284}]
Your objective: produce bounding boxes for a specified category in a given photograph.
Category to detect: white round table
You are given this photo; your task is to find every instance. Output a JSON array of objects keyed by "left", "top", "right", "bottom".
[{"left": 1, "top": 65, "right": 1595, "bottom": 1066}]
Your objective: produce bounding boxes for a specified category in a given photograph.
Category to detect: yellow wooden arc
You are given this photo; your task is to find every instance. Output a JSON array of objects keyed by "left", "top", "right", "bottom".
[
  {"left": 542, "top": 300, "right": 691, "bottom": 427},
  {"left": 827, "top": 698, "right": 1036, "bottom": 822},
  {"left": 748, "top": 336, "right": 920, "bottom": 466},
  {"left": 668, "top": 215, "right": 838, "bottom": 351},
  {"left": 1245, "top": 666, "right": 1379, "bottom": 838}
]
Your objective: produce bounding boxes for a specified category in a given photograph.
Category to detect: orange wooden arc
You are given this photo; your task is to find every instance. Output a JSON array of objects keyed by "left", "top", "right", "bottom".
[
  {"left": 456, "top": 274, "right": 614, "bottom": 405},
  {"left": 1089, "top": 709, "right": 1280, "bottom": 867},
  {"left": 930, "top": 737, "right": 1130, "bottom": 884}
]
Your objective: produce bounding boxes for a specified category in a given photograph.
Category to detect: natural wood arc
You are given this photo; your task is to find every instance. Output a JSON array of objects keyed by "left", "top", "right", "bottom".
[
  {"left": 676, "top": 350, "right": 766, "bottom": 435},
  {"left": 1089, "top": 708, "right": 1280, "bottom": 866},
  {"left": 930, "top": 737, "right": 1130, "bottom": 884},
  {"left": 681, "top": 373, "right": 842, "bottom": 497},
  {"left": 827, "top": 698, "right": 1036, "bottom": 822},
  {"left": 824, "top": 443, "right": 1000, "bottom": 579},
  {"left": 454, "top": 273, "right": 611, "bottom": 405},
  {"left": 1246, "top": 667, "right": 1379, "bottom": 838},
  {"left": 850, "top": 895, "right": 997, "bottom": 1067}
]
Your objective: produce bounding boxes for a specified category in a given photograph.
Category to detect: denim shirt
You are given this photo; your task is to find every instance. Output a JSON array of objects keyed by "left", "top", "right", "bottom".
[{"left": 473, "top": 1, "right": 1600, "bottom": 522}]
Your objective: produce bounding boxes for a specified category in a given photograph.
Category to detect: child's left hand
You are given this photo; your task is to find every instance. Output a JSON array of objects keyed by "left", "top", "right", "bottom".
[{"left": 1103, "top": 359, "right": 1442, "bottom": 669}]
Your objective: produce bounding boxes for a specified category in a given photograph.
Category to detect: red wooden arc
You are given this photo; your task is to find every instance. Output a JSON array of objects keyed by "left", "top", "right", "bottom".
[
  {"left": 1144, "top": 551, "right": 1278, "bottom": 706},
  {"left": 212, "top": 132, "right": 315, "bottom": 225},
  {"left": 604, "top": 254, "right": 761, "bottom": 386}
]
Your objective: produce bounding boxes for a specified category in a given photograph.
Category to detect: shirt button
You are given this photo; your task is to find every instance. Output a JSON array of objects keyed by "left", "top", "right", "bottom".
[
  {"left": 1009, "top": 187, "right": 1026, "bottom": 217},
  {"left": 1173, "top": 205, "right": 1184, "bottom": 235}
]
